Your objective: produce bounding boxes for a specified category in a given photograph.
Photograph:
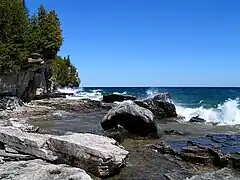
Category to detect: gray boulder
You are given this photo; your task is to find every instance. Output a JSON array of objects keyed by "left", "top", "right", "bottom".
[
  {"left": 135, "top": 100, "right": 177, "bottom": 119},
  {"left": 135, "top": 92, "right": 177, "bottom": 119},
  {"left": 0, "top": 126, "right": 129, "bottom": 178},
  {"left": 152, "top": 92, "right": 173, "bottom": 103},
  {"left": 101, "top": 101, "right": 158, "bottom": 137},
  {"left": 0, "top": 159, "right": 92, "bottom": 180}
]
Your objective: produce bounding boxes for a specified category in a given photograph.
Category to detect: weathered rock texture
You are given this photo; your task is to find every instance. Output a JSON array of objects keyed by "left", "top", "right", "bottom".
[
  {"left": 0, "top": 53, "right": 52, "bottom": 102},
  {"left": 188, "top": 168, "right": 240, "bottom": 180},
  {"left": 150, "top": 133, "right": 240, "bottom": 170},
  {"left": 134, "top": 92, "right": 177, "bottom": 119},
  {"left": 102, "top": 101, "right": 158, "bottom": 137},
  {"left": 0, "top": 127, "right": 129, "bottom": 178},
  {"left": 0, "top": 96, "right": 23, "bottom": 110},
  {"left": 0, "top": 159, "right": 92, "bottom": 180}
]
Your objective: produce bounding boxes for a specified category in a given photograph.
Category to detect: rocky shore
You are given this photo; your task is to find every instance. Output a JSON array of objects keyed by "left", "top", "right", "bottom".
[{"left": 0, "top": 93, "right": 240, "bottom": 179}]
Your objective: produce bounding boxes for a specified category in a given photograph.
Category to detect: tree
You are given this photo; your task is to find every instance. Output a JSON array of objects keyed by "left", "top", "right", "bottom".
[
  {"left": 0, "top": 0, "right": 28, "bottom": 73},
  {"left": 52, "top": 55, "right": 80, "bottom": 88}
]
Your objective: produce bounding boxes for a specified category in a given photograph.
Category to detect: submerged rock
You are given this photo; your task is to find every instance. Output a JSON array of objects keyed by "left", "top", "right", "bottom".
[
  {"left": 101, "top": 101, "right": 159, "bottom": 137},
  {"left": 0, "top": 126, "right": 129, "bottom": 178},
  {"left": 102, "top": 94, "right": 137, "bottom": 103},
  {"left": 0, "top": 159, "right": 92, "bottom": 180}
]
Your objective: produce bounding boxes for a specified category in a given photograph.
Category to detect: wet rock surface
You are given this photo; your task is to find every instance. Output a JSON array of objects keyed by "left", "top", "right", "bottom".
[
  {"left": 189, "top": 116, "right": 206, "bottom": 123},
  {"left": 150, "top": 133, "right": 240, "bottom": 170},
  {"left": 101, "top": 101, "right": 159, "bottom": 137},
  {"left": 152, "top": 92, "right": 173, "bottom": 103},
  {"left": 135, "top": 99, "right": 177, "bottom": 119},
  {"left": 1, "top": 97, "right": 240, "bottom": 179},
  {"left": 0, "top": 159, "right": 92, "bottom": 180},
  {"left": 188, "top": 168, "right": 240, "bottom": 180},
  {"left": 102, "top": 94, "right": 137, "bottom": 103}
]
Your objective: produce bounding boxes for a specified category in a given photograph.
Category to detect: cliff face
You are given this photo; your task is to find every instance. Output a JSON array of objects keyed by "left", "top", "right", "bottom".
[{"left": 0, "top": 53, "right": 52, "bottom": 102}]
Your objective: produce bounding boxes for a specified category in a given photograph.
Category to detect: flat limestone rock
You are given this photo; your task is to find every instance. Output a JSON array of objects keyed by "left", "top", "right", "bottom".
[
  {"left": 48, "top": 132, "right": 129, "bottom": 177},
  {"left": 0, "top": 150, "right": 35, "bottom": 161},
  {"left": 0, "top": 159, "right": 92, "bottom": 180},
  {"left": 0, "top": 127, "right": 129, "bottom": 178},
  {"left": 0, "top": 127, "right": 57, "bottom": 161}
]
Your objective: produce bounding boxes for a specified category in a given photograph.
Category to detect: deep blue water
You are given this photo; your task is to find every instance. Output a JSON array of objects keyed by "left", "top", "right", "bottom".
[{"left": 80, "top": 87, "right": 240, "bottom": 108}]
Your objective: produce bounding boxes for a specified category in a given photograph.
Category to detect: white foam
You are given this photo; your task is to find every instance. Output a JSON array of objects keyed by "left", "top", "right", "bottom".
[
  {"left": 145, "top": 88, "right": 240, "bottom": 125},
  {"left": 176, "top": 98, "right": 240, "bottom": 125},
  {"left": 57, "top": 87, "right": 103, "bottom": 101},
  {"left": 113, "top": 91, "right": 127, "bottom": 95},
  {"left": 57, "top": 87, "right": 81, "bottom": 95}
]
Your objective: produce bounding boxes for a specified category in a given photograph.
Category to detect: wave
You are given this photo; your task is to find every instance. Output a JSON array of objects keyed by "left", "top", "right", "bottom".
[
  {"left": 57, "top": 87, "right": 240, "bottom": 125},
  {"left": 57, "top": 87, "right": 103, "bottom": 101},
  {"left": 176, "top": 98, "right": 240, "bottom": 125}
]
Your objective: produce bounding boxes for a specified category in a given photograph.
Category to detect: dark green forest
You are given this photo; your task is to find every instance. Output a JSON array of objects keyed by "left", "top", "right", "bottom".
[{"left": 0, "top": 0, "right": 80, "bottom": 87}]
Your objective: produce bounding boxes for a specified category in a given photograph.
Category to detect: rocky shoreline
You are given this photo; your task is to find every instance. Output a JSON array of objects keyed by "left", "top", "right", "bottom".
[{"left": 0, "top": 93, "right": 240, "bottom": 179}]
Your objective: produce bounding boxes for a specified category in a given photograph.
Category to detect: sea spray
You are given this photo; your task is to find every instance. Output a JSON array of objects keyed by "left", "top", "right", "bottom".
[
  {"left": 176, "top": 98, "right": 240, "bottom": 125},
  {"left": 57, "top": 87, "right": 240, "bottom": 125}
]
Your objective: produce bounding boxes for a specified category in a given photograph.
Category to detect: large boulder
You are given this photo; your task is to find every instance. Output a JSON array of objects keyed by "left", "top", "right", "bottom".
[
  {"left": 135, "top": 92, "right": 177, "bottom": 119},
  {"left": 102, "top": 94, "right": 137, "bottom": 103},
  {"left": 135, "top": 99, "right": 177, "bottom": 119},
  {"left": 0, "top": 126, "right": 129, "bottom": 178},
  {"left": 152, "top": 92, "right": 173, "bottom": 103},
  {"left": 0, "top": 159, "right": 92, "bottom": 180},
  {"left": 101, "top": 101, "right": 158, "bottom": 137}
]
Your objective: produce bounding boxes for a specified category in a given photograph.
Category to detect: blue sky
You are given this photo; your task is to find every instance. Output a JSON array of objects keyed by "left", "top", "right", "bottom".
[{"left": 27, "top": 0, "right": 240, "bottom": 87}]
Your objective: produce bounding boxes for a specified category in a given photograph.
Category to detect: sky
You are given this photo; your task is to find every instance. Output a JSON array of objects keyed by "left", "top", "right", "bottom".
[{"left": 27, "top": 0, "right": 240, "bottom": 87}]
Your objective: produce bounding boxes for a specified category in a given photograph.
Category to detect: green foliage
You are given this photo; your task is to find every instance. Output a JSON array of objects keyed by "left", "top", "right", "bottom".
[
  {"left": 52, "top": 56, "right": 80, "bottom": 88},
  {"left": 0, "top": 0, "right": 28, "bottom": 73},
  {"left": 0, "top": 1, "right": 79, "bottom": 87}
]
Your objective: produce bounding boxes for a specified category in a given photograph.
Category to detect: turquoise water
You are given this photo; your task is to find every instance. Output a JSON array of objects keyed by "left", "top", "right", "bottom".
[{"left": 59, "top": 87, "right": 240, "bottom": 125}]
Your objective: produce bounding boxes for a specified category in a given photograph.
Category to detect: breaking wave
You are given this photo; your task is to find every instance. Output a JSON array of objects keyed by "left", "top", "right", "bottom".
[{"left": 57, "top": 87, "right": 240, "bottom": 125}]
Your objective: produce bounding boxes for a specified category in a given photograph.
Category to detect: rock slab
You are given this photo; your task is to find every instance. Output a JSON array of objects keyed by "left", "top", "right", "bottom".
[
  {"left": 48, "top": 132, "right": 129, "bottom": 177},
  {"left": 0, "top": 159, "right": 92, "bottom": 180},
  {"left": 0, "top": 127, "right": 129, "bottom": 178}
]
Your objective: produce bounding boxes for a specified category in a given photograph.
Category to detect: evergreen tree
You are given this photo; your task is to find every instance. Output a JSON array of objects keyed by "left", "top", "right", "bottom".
[
  {"left": 0, "top": 1, "right": 80, "bottom": 87},
  {"left": 0, "top": 0, "right": 28, "bottom": 73}
]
